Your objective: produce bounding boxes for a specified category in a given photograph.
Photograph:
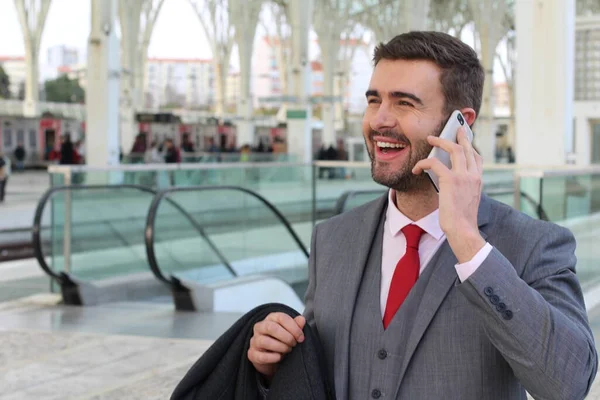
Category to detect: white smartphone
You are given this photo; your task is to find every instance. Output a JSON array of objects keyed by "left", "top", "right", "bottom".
[{"left": 425, "top": 110, "right": 474, "bottom": 192}]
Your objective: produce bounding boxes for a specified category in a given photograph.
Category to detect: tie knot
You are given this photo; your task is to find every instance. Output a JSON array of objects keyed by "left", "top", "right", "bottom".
[{"left": 402, "top": 224, "right": 424, "bottom": 249}]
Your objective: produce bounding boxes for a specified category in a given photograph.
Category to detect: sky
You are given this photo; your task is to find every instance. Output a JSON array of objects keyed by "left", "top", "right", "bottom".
[
  {"left": 0, "top": 0, "right": 214, "bottom": 59},
  {"left": 0, "top": 0, "right": 506, "bottom": 84}
]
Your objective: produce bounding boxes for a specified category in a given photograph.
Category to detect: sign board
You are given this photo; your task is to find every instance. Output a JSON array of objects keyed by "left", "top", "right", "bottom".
[{"left": 286, "top": 109, "right": 308, "bottom": 119}]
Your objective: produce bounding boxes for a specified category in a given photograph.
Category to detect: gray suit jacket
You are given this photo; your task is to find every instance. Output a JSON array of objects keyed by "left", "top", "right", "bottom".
[{"left": 303, "top": 194, "right": 597, "bottom": 399}]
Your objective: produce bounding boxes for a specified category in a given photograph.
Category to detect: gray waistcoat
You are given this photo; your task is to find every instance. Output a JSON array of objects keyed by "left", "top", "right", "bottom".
[{"left": 348, "top": 217, "right": 440, "bottom": 400}]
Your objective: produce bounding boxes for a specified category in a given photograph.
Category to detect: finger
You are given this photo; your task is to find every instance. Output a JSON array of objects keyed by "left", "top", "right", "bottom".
[
  {"left": 295, "top": 315, "right": 306, "bottom": 330},
  {"left": 412, "top": 157, "right": 450, "bottom": 178},
  {"left": 256, "top": 319, "right": 297, "bottom": 347},
  {"left": 474, "top": 151, "right": 483, "bottom": 174},
  {"left": 248, "top": 348, "right": 283, "bottom": 365},
  {"left": 268, "top": 312, "right": 305, "bottom": 343},
  {"left": 252, "top": 334, "right": 293, "bottom": 354},
  {"left": 456, "top": 128, "right": 476, "bottom": 172},
  {"left": 427, "top": 135, "right": 467, "bottom": 171}
]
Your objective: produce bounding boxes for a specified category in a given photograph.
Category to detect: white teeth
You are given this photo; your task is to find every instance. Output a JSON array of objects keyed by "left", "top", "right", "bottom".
[{"left": 376, "top": 141, "right": 406, "bottom": 149}]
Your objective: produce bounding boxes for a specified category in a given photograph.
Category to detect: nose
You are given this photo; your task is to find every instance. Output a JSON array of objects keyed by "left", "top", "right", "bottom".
[{"left": 369, "top": 105, "right": 397, "bottom": 132}]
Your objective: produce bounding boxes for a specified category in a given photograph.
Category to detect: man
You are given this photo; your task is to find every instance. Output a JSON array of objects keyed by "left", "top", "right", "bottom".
[
  {"left": 0, "top": 152, "right": 9, "bottom": 202},
  {"left": 248, "top": 32, "right": 597, "bottom": 399},
  {"left": 60, "top": 133, "right": 75, "bottom": 165},
  {"left": 13, "top": 143, "right": 25, "bottom": 171}
]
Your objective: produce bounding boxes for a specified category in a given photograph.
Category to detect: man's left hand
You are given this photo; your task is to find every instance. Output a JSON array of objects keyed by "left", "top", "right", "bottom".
[{"left": 412, "top": 127, "right": 486, "bottom": 263}]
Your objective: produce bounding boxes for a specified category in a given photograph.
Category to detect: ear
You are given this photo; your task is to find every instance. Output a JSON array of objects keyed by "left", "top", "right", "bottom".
[{"left": 459, "top": 108, "right": 477, "bottom": 127}]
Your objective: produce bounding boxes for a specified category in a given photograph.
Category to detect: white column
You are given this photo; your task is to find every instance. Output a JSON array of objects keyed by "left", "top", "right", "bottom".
[
  {"left": 14, "top": 0, "right": 52, "bottom": 117},
  {"left": 287, "top": 0, "right": 314, "bottom": 163},
  {"left": 236, "top": 103, "right": 254, "bottom": 145},
  {"left": 575, "top": 115, "right": 592, "bottom": 165},
  {"left": 320, "top": 38, "right": 337, "bottom": 147},
  {"left": 333, "top": 72, "right": 345, "bottom": 131},
  {"left": 515, "top": 0, "right": 575, "bottom": 165},
  {"left": 86, "top": 0, "right": 121, "bottom": 167},
  {"left": 119, "top": 0, "right": 142, "bottom": 154},
  {"left": 232, "top": 0, "right": 261, "bottom": 147}
]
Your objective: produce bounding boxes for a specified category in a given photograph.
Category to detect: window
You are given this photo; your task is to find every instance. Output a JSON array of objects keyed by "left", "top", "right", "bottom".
[
  {"left": 29, "top": 129, "right": 37, "bottom": 148},
  {"left": 3, "top": 129, "right": 12, "bottom": 147},
  {"left": 16, "top": 129, "right": 25, "bottom": 145},
  {"left": 575, "top": 28, "right": 600, "bottom": 101},
  {"left": 592, "top": 121, "right": 600, "bottom": 163}
]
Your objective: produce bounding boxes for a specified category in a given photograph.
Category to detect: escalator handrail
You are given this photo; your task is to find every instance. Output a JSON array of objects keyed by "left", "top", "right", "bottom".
[
  {"left": 334, "top": 190, "right": 384, "bottom": 216},
  {"left": 145, "top": 185, "right": 310, "bottom": 289},
  {"left": 484, "top": 187, "right": 549, "bottom": 221},
  {"left": 32, "top": 184, "right": 235, "bottom": 286},
  {"left": 145, "top": 189, "right": 238, "bottom": 285},
  {"left": 334, "top": 188, "right": 549, "bottom": 221}
]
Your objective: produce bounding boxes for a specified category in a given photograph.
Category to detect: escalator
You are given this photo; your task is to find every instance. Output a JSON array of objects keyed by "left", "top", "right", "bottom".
[
  {"left": 31, "top": 183, "right": 314, "bottom": 309},
  {"left": 144, "top": 186, "right": 310, "bottom": 312}
]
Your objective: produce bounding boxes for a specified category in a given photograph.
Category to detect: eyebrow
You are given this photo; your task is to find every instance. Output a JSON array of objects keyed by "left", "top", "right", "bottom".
[{"left": 365, "top": 89, "right": 424, "bottom": 105}]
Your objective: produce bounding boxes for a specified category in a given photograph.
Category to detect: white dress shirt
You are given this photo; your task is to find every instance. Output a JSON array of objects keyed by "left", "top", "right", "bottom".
[{"left": 380, "top": 190, "right": 493, "bottom": 317}]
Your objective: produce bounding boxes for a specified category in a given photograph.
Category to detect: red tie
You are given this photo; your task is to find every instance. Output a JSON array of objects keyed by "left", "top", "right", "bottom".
[{"left": 383, "top": 224, "right": 424, "bottom": 329}]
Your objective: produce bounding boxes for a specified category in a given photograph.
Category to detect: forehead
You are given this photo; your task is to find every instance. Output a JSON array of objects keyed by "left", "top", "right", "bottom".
[{"left": 368, "top": 59, "right": 443, "bottom": 100}]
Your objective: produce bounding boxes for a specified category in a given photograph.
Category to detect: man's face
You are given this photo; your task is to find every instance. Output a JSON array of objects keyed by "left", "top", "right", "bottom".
[{"left": 362, "top": 59, "right": 446, "bottom": 192}]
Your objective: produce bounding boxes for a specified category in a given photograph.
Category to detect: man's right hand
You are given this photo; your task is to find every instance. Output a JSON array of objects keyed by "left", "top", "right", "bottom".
[{"left": 248, "top": 312, "right": 306, "bottom": 380}]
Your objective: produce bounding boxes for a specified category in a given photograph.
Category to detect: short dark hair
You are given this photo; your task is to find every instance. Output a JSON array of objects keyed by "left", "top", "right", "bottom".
[{"left": 373, "top": 31, "right": 484, "bottom": 120}]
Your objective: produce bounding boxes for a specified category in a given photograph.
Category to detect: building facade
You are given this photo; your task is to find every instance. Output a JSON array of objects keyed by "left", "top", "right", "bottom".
[{"left": 144, "top": 58, "right": 214, "bottom": 110}]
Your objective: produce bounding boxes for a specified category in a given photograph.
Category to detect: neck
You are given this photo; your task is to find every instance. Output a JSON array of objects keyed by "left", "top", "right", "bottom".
[{"left": 394, "top": 186, "right": 439, "bottom": 221}]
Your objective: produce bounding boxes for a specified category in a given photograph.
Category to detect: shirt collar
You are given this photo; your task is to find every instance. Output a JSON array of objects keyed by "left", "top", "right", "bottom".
[{"left": 386, "top": 189, "right": 444, "bottom": 240}]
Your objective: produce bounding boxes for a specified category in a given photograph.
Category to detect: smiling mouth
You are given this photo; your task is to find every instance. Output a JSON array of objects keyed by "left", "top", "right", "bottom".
[{"left": 376, "top": 141, "right": 407, "bottom": 153}]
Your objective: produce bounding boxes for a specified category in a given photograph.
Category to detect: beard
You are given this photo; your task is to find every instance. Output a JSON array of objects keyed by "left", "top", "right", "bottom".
[{"left": 366, "top": 119, "right": 445, "bottom": 192}]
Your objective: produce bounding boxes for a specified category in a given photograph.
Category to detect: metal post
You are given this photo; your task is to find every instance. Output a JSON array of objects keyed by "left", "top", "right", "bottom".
[
  {"left": 513, "top": 172, "right": 521, "bottom": 212},
  {"left": 63, "top": 169, "right": 72, "bottom": 274},
  {"left": 312, "top": 162, "right": 317, "bottom": 226}
]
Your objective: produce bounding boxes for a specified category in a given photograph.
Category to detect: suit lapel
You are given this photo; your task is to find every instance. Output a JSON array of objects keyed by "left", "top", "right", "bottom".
[
  {"left": 393, "top": 195, "right": 493, "bottom": 397},
  {"left": 334, "top": 194, "right": 388, "bottom": 400}
]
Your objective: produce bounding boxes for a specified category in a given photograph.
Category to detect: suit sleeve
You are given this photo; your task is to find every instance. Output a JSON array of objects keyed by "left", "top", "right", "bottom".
[
  {"left": 458, "top": 224, "right": 597, "bottom": 400},
  {"left": 303, "top": 224, "right": 318, "bottom": 330}
]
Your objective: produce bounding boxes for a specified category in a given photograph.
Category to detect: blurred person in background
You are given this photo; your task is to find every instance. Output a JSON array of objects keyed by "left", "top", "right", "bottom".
[
  {"left": 164, "top": 139, "right": 180, "bottom": 164},
  {"left": 240, "top": 144, "right": 251, "bottom": 162},
  {"left": 13, "top": 142, "right": 26, "bottom": 171},
  {"left": 0, "top": 152, "right": 10, "bottom": 203},
  {"left": 60, "top": 133, "right": 75, "bottom": 165},
  {"left": 145, "top": 140, "right": 164, "bottom": 164}
]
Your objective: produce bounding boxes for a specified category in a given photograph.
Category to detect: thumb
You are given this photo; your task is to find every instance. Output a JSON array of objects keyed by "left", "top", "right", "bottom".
[{"left": 295, "top": 315, "right": 306, "bottom": 329}]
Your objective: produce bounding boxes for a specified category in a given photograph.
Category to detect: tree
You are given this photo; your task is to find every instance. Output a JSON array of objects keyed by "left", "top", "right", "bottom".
[
  {"left": 260, "top": 1, "right": 293, "bottom": 119},
  {"left": 361, "top": 0, "right": 430, "bottom": 43},
  {"left": 44, "top": 74, "right": 85, "bottom": 103},
  {"left": 189, "top": 0, "right": 236, "bottom": 117},
  {"left": 313, "top": 0, "right": 358, "bottom": 146},
  {"left": 428, "top": 0, "right": 472, "bottom": 37},
  {"left": 0, "top": 65, "right": 11, "bottom": 99}
]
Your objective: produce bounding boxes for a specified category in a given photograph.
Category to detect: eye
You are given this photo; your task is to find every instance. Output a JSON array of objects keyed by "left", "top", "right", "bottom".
[
  {"left": 367, "top": 98, "right": 380, "bottom": 104},
  {"left": 398, "top": 101, "right": 413, "bottom": 107}
]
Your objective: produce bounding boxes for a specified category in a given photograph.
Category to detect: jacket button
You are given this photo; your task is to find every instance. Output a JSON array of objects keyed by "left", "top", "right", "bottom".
[
  {"left": 377, "top": 349, "right": 388, "bottom": 360},
  {"left": 484, "top": 287, "right": 494, "bottom": 296},
  {"left": 490, "top": 295, "right": 500, "bottom": 305},
  {"left": 496, "top": 302, "right": 507, "bottom": 312},
  {"left": 503, "top": 310, "right": 513, "bottom": 320},
  {"left": 371, "top": 389, "right": 382, "bottom": 399}
]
